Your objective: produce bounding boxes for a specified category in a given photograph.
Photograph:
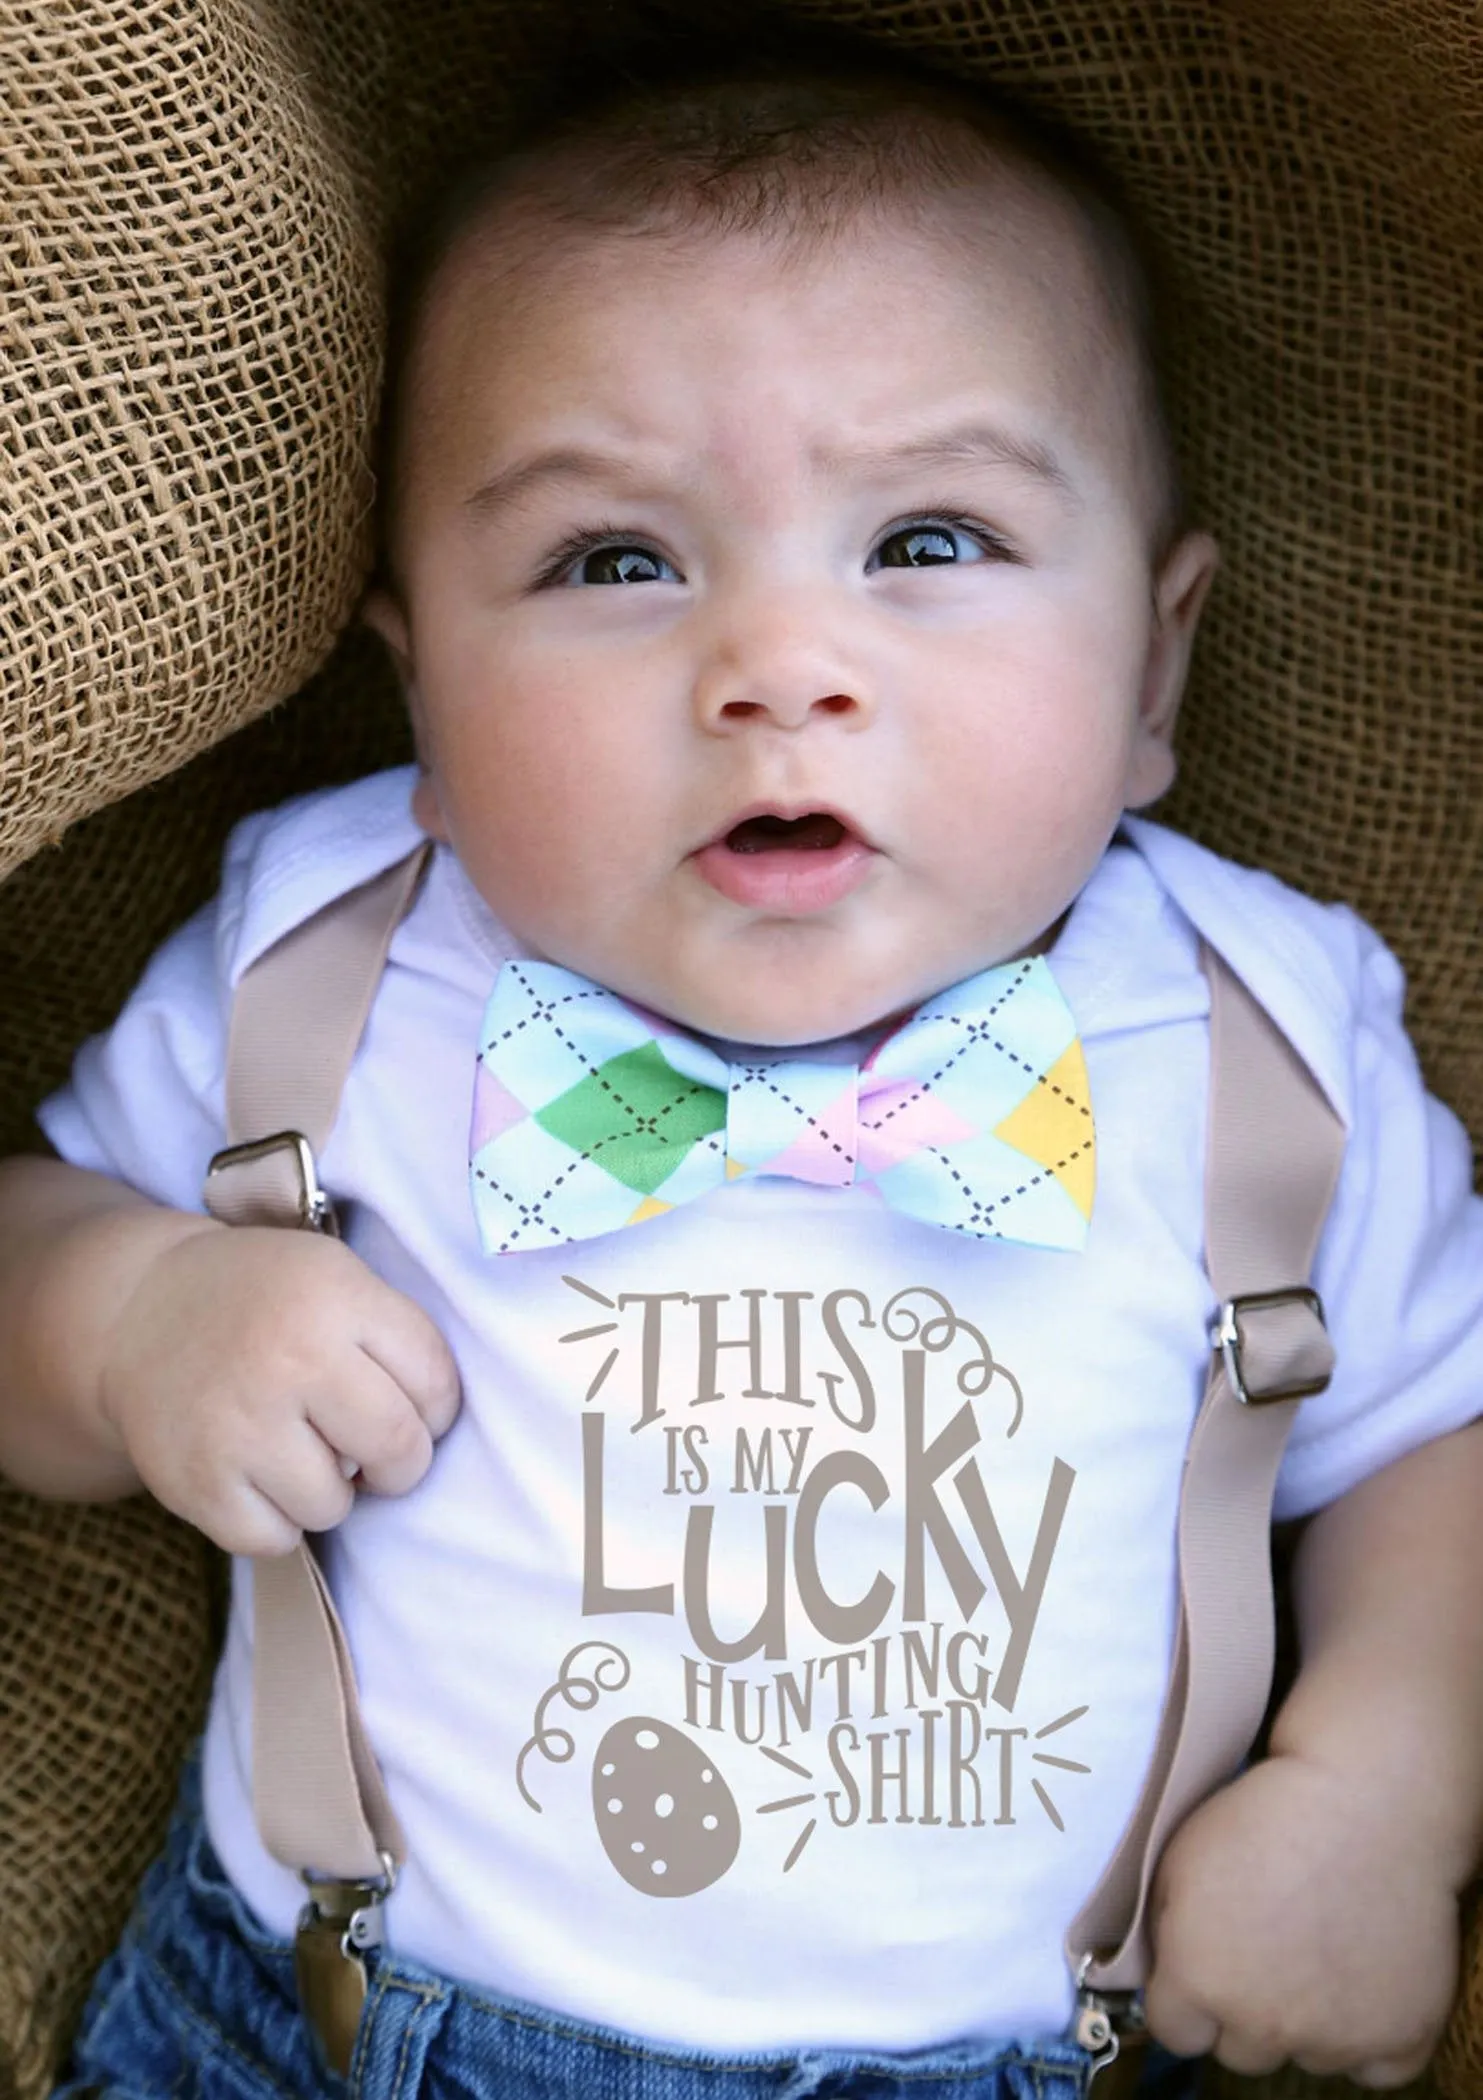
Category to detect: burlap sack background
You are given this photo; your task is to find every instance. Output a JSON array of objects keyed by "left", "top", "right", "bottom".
[{"left": 0, "top": 0, "right": 1477, "bottom": 2093}]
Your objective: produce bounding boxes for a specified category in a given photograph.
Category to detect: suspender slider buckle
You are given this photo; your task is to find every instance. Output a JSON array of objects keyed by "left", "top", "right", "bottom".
[
  {"left": 205, "top": 1129, "right": 341, "bottom": 1236},
  {"left": 1213, "top": 1287, "right": 1332, "bottom": 1406}
]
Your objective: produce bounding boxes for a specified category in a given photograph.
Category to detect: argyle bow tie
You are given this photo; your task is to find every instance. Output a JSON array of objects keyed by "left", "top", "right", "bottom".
[{"left": 469, "top": 956, "right": 1094, "bottom": 1255}]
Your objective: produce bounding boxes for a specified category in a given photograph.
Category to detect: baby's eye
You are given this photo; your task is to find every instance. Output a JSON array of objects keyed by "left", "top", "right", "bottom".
[
  {"left": 561, "top": 542, "right": 680, "bottom": 587},
  {"left": 869, "top": 520, "right": 1008, "bottom": 570}
]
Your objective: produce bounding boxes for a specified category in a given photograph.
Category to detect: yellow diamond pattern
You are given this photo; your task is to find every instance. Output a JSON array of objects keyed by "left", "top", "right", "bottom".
[{"left": 993, "top": 1042, "right": 1095, "bottom": 1220}]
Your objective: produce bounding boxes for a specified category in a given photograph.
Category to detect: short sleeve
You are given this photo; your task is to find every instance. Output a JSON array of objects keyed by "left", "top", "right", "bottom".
[
  {"left": 37, "top": 895, "right": 230, "bottom": 1217},
  {"left": 34, "top": 773, "right": 431, "bottom": 1209},
  {"left": 1273, "top": 923, "right": 1483, "bottom": 1517}
]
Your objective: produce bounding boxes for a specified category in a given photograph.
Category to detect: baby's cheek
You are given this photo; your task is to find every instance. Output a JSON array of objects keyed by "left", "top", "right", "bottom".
[{"left": 946, "top": 770, "right": 1117, "bottom": 929}]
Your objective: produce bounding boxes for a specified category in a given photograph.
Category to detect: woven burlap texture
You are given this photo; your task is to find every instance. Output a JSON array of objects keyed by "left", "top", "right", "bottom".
[
  {"left": 0, "top": 0, "right": 380, "bottom": 876},
  {"left": 0, "top": 1, "right": 1478, "bottom": 2095}
]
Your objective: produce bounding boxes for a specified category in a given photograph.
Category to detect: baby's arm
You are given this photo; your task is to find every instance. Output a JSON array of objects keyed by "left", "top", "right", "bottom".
[
  {"left": 0, "top": 1154, "right": 460, "bottom": 1554},
  {"left": 1145, "top": 1418, "right": 1483, "bottom": 2084}
]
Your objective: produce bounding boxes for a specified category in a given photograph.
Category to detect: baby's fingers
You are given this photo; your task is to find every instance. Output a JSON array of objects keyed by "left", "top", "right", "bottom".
[
  {"left": 244, "top": 1417, "right": 360, "bottom": 1542},
  {"left": 312, "top": 1355, "right": 439, "bottom": 1498},
  {"left": 176, "top": 1446, "right": 344, "bottom": 1558},
  {"left": 217, "top": 1367, "right": 433, "bottom": 1552},
  {"left": 351, "top": 1275, "right": 461, "bottom": 1443},
  {"left": 1141, "top": 1970, "right": 1220, "bottom": 2063},
  {"left": 1349, "top": 2050, "right": 1439, "bottom": 2090}
]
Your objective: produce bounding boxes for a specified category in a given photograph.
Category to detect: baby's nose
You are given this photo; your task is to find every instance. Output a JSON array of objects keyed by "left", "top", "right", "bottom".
[
  {"left": 692, "top": 606, "right": 873, "bottom": 732},
  {"left": 717, "top": 690, "right": 859, "bottom": 726}
]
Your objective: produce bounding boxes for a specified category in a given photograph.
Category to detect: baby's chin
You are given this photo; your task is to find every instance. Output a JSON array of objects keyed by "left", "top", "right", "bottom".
[
  {"left": 703, "top": 1004, "right": 907, "bottom": 1051},
  {"left": 638, "top": 925, "right": 1067, "bottom": 1048},
  {"left": 522, "top": 916, "right": 1055, "bottom": 1048},
  {"left": 630, "top": 973, "right": 950, "bottom": 1051},
  {"left": 650, "top": 936, "right": 1067, "bottom": 1045}
]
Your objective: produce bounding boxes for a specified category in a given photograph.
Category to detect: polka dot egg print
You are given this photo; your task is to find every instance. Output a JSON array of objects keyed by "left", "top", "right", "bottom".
[{"left": 592, "top": 1717, "right": 741, "bottom": 1895}]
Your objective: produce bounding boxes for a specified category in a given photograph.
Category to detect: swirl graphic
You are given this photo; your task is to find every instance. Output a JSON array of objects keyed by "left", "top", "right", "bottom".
[
  {"left": 516, "top": 1641, "right": 631, "bottom": 1811},
  {"left": 881, "top": 1285, "right": 1023, "bottom": 1432}
]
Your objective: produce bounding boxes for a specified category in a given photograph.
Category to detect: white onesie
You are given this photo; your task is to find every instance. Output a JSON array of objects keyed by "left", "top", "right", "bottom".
[{"left": 41, "top": 769, "right": 1483, "bottom": 2054}]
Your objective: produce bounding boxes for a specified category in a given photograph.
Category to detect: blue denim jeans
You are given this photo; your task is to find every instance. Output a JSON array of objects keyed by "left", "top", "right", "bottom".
[{"left": 51, "top": 1762, "right": 1112, "bottom": 2100}]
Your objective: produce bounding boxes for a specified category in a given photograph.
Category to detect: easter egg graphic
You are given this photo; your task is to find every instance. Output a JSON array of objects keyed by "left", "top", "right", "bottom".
[{"left": 591, "top": 1717, "right": 740, "bottom": 1895}]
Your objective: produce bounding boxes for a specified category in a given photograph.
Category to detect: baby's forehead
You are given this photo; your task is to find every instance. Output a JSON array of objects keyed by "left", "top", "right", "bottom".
[
  {"left": 383, "top": 83, "right": 1175, "bottom": 548},
  {"left": 420, "top": 184, "right": 1145, "bottom": 457},
  {"left": 419, "top": 163, "right": 1133, "bottom": 420},
  {"left": 428, "top": 119, "right": 1126, "bottom": 327}
]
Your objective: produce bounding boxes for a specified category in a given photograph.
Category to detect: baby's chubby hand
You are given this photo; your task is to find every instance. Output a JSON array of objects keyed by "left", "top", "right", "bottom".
[
  {"left": 91, "top": 1207, "right": 460, "bottom": 1557},
  {"left": 1144, "top": 1749, "right": 1459, "bottom": 2085}
]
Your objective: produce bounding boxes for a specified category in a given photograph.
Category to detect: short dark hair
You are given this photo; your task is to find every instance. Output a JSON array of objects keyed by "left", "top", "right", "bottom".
[{"left": 377, "top": 53, "right": 1184, "bottom": 575}]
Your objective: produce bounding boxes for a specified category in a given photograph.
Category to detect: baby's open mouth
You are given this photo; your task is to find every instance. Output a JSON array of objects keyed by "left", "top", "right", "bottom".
[
  {"left": 694, "top": 806, "right": 873, "bottom": 913},
  {"left": 724, "top": 812, "right": 849, "bottom": 854}
]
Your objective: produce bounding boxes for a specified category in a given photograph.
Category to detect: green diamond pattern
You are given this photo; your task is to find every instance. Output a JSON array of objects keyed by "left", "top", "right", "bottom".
[{"left": 536, "top": 1043, "right": 726, "bottom": 1197}]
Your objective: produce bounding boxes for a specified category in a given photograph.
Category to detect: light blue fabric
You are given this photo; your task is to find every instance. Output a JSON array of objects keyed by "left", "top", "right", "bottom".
[{"left": 470, "top": 953, "right": 1092, "bottom": 1255}]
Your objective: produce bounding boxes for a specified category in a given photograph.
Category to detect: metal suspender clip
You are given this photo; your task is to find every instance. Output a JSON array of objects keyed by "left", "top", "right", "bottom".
[
  {"left": 1212, "top": 1287, "right": 1331, "bottom": 1406},
  {"left": 1074, "top": 1961, "right": 1147, "bottom": 2087},
  {"left": 205, "top": 1130, "right": 341, "bottom": 1236},
  {"left": 294, "top": 1853, "right": 396, "bottom": 2077}
]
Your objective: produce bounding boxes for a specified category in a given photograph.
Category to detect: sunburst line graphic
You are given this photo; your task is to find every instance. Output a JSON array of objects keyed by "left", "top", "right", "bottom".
[
  {"left": 559, "top": 1281, "right": 621, "bottom": 1397},
  {"left": 1020, "top": 1704, "right": 1091, "bottom": 1827},
  {"left": 584, "top": 1349, "right": 619, "bottom": 1400},
  {"left": 782, "top": 1818, "right": 817, "bottom": 1872},
  {"left": 1033, "top": 1704, "right": 1088, "bottom": 1738},
  {"left": 1031, "top": 1780, "right": 1065, "bottom": 1831},
  {"left": 755, "top": 1751, "right": 820, "bottom": 1871},
  {"left": 562, "top": 1276, "right": 617, "bottom": 1308}
]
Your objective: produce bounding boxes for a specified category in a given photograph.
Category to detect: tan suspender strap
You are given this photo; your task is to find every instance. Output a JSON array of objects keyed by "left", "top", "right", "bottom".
[
  {"left": 205, "top": 850, "right": 432, "bottom": 1231},
  {"left": 1066, "top": 944, "right": 1343, "bottom": 1997},
  {"left": 204, "top": 846, "right": 431, "bottom": 1880},
  {"left": 252, "top": 1549, "right": 405, "bottom": 1878}
]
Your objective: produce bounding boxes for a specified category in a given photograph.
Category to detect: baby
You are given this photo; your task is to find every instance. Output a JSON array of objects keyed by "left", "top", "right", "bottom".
[{"left": 3, "top": 58, "right": 1482, "bottom": 2100}]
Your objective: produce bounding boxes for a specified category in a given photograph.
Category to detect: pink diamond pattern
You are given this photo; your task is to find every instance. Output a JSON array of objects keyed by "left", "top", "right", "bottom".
[
  {"left": 470, "top": 1061, "right": 529, "bottom": 1153},
  {"left": 857, "top": 1078, "right": 977, "bottom": 1176},
  {"left": 758, "top": 1082, "right": 858, "bottom": 1186}
]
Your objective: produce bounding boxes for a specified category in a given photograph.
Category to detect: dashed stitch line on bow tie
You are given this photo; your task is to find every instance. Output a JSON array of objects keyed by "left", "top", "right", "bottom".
[
  {"left": 477, "top": 982, "right": 620, "bottom": 1248},
  {"left": 733, "top": 1066, "right": 856, "bottom": 1167},
  {"left": 867, "top": 957, "right": 1036, "bottom": 1065},
  {"left": 576, "top": 1067, "right": 718, "bottom": 1152},
  {"left": 939, "top": 1134, "right": 1095, "bottom": 1231},
  {"left": 998, "top": 1056, "right": 1095, "bottom": 1122},
  {"left": 473, "top": 1145, "right": 590, "bottom": 1252},
  {"left": 496, "top": 978, "right": 716, "bottom": 1150},
  {"left": 476, "top": 970, "right": 730, "bottom": 1245},
  {"left": 865, "top": 964, "right": 1080, "bottom": 1133},
  {"left": 868, "top": 1031, "right": 1086, "bottom": 1131},
  {"left": 480, "top": 972, "right": 615, "bottom": 1060}
]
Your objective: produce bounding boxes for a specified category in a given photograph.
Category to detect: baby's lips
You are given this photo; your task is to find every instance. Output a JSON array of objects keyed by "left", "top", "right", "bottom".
[
  {"left": 691, "top": 820, "right": 877, "bottom": 913},
  {"left": 701, "top": 797, "right": 875, "bottom": 855}
]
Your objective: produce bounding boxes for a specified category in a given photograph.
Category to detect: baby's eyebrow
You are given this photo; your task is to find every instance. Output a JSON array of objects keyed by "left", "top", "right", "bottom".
[
  {"left": 460, "top": 423, "right": 1076, "bottom": 522},
  {"left": 463, "top": 447, "right": 636, "bottom": 521},
  {"left": 816, "top": 422, "right": 1079, "bottom": 503}
]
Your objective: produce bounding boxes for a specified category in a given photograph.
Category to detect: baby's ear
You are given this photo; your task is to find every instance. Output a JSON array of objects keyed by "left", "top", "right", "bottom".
[
  {"left": 1143, "top": 531, "right": 1219, "bottom": 740},
  {"left": 410, "top": 768, "right": 452, "bottom": 843},
  {"left": 361, "top": 587, "right": 447, "bottom": 839},
  {"left": 1124, "top": 531, "right": 1219, "bottom": 810},
  {"left": 362, "top": 587, "right": 412, "bottom": 682}
]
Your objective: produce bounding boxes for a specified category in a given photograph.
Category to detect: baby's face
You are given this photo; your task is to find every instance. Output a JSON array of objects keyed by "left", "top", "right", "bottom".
[{"left": 371, "top": 181, "right": 1215, "bottom": 1044}]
